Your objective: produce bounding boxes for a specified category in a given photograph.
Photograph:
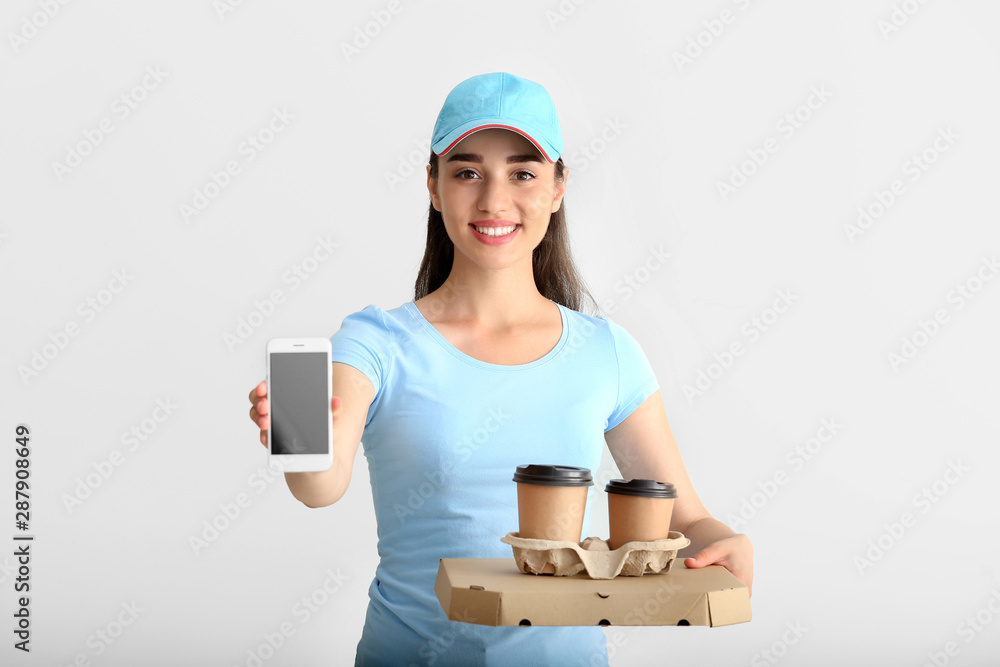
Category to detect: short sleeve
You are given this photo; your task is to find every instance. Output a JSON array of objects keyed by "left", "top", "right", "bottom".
[
  {"left": 603, "top": 318, "right": 659, "bottom": 432},
  {"left": 329, "top": 304, "right": 393, "bottom": 403}
]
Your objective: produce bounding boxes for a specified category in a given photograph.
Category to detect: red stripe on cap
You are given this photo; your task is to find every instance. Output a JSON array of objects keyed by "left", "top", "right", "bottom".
[{"left": 439, "top": 124, "right": 556, "bottom": 163}]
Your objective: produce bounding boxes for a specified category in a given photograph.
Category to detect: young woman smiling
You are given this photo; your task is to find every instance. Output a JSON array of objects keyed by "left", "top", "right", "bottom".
[{"left": 249, "top": 72, "right": 753, "bottom": 666}]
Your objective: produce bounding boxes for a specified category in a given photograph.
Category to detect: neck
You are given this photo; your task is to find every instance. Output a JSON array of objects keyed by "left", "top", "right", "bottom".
[{"left": 429, "top": 254, "right": 549, "bottom": 328}]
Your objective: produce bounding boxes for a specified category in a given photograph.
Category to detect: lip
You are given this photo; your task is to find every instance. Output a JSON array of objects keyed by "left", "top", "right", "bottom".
[{"left": 469, "top": 220, "right": 520, "bottom": 245}]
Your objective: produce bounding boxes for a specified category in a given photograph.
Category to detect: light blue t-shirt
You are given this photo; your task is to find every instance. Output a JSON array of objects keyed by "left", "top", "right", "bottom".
[{"left": 329, "top": 300, "right": 659, "bottom": 667}]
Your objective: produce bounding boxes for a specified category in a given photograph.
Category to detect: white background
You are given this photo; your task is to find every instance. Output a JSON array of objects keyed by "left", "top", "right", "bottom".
[{"left": 2, "top": 1, "right": 999, "bottom": 666}]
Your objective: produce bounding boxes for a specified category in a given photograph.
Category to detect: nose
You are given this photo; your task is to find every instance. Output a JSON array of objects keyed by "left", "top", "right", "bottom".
[{"left": 477, "top": 174, "right": 511, "bottom": 216}]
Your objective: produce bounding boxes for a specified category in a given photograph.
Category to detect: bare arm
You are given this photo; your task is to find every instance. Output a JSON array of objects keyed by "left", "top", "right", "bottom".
[
  {"left": 249, "top": 361, "right": 375, "bottom": 508},
  {"left": 604, "top": 390, "right": 753, "bottom": 593}
]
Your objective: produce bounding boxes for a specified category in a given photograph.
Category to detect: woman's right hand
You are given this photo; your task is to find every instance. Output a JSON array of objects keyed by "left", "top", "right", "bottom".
[
  {"left": 250, "top": 365, "right": 372, "bottom": 507},
  {"left": 248, "top": 380, "right": 344, "bottom": 448}
]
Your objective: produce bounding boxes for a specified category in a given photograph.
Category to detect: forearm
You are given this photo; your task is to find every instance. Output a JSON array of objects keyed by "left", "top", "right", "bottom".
[{"left": 677, "top": 515, "right": 739, "bottom": 558}]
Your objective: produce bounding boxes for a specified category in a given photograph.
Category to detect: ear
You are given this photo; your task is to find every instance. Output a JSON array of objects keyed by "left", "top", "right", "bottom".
[
  {"left": 426, "top": 164, "right": 441, "bottom": 212},
  {"left": 551, "top": 164, "right": 568, "bottom": 213}
]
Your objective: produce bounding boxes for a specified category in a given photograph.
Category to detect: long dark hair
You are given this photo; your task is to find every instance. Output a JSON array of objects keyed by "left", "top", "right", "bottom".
[{"left": 414, "top": 151, "right": 600, "bottom": 316}]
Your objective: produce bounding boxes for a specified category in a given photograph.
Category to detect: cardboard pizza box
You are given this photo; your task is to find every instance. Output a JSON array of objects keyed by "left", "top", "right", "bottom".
[{"left": 435, "top": 557, "right": 751, "bottom": 627}]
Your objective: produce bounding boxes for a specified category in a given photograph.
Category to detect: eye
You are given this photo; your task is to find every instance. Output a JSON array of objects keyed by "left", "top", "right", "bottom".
[
  {"left": 455, "top": 168, "right": 479, "bottom": 180},
  {"left": 514, "top": 170, "right": 536, "bottom": 181}
]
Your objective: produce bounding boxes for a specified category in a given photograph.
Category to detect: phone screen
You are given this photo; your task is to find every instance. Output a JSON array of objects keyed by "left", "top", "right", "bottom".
[{"left": 270, "top": 352, "right": 329, "bottom": 455}]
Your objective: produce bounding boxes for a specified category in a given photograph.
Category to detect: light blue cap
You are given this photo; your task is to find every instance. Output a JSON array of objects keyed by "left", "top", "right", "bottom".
[{"left": 431, "top": 72, "right": 563, "bottom": 163}]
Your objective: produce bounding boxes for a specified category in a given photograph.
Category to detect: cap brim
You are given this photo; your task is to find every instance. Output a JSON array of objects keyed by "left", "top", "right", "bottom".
[{"left": 432, "top": 121, "right": 559, "bottom": 163}]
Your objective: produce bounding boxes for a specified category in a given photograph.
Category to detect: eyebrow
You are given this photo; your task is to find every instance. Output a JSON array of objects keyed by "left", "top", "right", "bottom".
[{"left": 445, "top": 152, "right": 543, "bottom": 164}]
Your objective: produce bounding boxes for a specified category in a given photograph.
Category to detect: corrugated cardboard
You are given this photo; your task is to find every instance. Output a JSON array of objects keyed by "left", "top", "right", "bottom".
[{"left": 435, "top": 557, "right": 751, "bottom": 627}]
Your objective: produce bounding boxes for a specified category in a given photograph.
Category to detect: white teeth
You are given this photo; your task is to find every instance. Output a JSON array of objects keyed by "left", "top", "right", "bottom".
[{"left": 475, "top": 225, "right": 517, "bottom": 236}]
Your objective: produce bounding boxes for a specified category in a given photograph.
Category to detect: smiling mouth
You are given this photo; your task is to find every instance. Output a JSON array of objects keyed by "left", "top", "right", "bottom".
[{"left": 470, "top": 224, "right": 520, "bottom": 237}]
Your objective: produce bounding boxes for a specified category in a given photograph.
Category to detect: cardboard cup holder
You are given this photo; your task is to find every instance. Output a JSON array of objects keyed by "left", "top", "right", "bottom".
[{"left": 501, "top": 531, "right": 691, "bottom": 579}]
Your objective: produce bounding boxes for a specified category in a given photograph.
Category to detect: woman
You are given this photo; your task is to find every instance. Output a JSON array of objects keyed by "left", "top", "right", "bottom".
[{"left": 248, "top": 72, "right": 753, "bottom": 666}]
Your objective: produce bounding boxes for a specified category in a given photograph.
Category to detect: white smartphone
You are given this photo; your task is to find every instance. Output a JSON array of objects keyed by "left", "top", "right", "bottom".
[{"left": 266, "top": 338, "right": 333, "bottom": 472}]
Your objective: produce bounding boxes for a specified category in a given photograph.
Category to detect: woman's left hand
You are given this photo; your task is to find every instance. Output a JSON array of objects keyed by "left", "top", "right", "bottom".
[{"left": 683, "top": 533, "right": 754, "bottom": 597}]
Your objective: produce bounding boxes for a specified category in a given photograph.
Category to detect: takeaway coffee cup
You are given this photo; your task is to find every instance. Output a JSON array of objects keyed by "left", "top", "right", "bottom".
[
  {"left": 605, "top": 479, "right": 677, "bottom": 550},
  {"left": 512, "top": 464, "right": 593, "bottom": 544}
]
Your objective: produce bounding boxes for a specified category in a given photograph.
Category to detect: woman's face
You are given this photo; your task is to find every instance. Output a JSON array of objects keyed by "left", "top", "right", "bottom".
[{"left": 427, "top": 128, "right": 566, "bottom": 272}]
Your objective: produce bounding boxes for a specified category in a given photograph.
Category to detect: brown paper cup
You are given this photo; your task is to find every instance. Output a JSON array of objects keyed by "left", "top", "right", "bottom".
[
  {"left": 516, "top": 483, "right": 590, "bottom": 542},
  {"left": 605, "top": 479, "right": 677, "bottom": 551},
  {"left": 513, "top": 465, "right": 594, "bottom": 574}
]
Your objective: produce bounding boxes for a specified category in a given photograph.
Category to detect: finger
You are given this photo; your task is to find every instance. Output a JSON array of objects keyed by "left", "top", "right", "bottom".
[
  {"left": 249, "top": 405, "right": 269, "bottom": 429},
  {"left": 684, "top": 546, "right": 725, "bottom": 568},
  {"left": 248, "top": 380, "right": 267, "bottom": 404},
  {"left": 713, "top": 559, "right": 751, "bottom": 594},
  {"left": 260, "top": 431, "right": 267, "bottom": 447},
  {"left": 687, "top": 553, "right": 751, "bottom": 597},
  {"left": 257, "top": 397, "right": 268, "bottom": 416}
]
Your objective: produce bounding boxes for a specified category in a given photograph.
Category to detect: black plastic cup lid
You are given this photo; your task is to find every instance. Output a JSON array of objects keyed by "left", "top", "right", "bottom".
[
  {"left": 513, "top": 464, "right": 594, "bottom": 487},
  {"left": 605, "top": 478, "right": 677, "bottom": 498}
]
